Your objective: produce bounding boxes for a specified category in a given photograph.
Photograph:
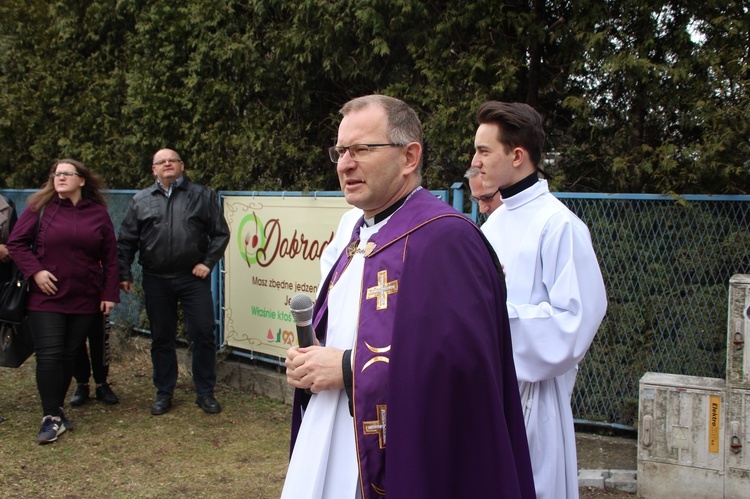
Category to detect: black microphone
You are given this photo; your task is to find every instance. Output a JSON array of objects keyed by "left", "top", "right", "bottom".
[{"left": 290, "top": 293, "right": 315, "bottom": 348}]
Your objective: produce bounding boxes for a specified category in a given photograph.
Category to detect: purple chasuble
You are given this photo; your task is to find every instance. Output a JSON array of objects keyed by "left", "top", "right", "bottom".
[{"left": 290, "top": 188, "right": 535, "bottom": 498}]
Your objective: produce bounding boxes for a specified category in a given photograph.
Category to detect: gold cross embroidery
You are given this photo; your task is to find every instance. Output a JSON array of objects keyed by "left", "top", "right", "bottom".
[
  {"left": 366, "top": 270, "right": 398, "bottom": 310},
  {"left": 363, "top": 404, "right": 387, "bottom": 449}
]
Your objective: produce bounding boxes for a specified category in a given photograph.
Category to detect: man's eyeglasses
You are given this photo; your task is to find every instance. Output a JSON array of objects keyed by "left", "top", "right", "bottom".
[
  {"left": 470, "top": 188, "right": 500, "bottom": 204},
  {"left": 51, "top": 171, "right": 81, "bottom": 178},
  {"left": 153, "top": 158, "right": 182, "bottom": 166},
  {"left": 328, "top": 143, "right": 405, "bottom": 163}
]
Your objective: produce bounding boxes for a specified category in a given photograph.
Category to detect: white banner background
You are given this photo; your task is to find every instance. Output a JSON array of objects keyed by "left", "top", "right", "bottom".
[{"left": 223, "top": 195, "right": 353, "bottom": 358}]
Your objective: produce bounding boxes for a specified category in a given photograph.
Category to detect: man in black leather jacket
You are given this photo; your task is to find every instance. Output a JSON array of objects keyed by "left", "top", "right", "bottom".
[{"left": 117, "top": 149, "right": 230, "bottom": 416}]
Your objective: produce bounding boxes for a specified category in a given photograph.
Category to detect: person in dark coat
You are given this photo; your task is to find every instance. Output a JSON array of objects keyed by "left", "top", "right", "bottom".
[
  {"left": 117, "top": 149, "right": 230, "bottom": 416},
  {"left": 0, "top": 193, "right": 19, "bottom": 424},
  {"left": 0, "top": 193, "right": 18, "bottom": 283},
  {"left": 69, "top": 311, "right": 119, "bottom": 407}
]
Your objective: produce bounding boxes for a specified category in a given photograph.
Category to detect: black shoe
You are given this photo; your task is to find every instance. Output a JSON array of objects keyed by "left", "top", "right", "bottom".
[
  {"left": 195, "top": 395, "right": 221, "bottom": 414},
  {"left": 70, "top": 384, "right": 90, "bottom": 407},
  {"left": 151, "top": 397, "right": 172, "bottom": 416},
  {"left": 95, "top": 382, "right": 119, "bottom": 405}
]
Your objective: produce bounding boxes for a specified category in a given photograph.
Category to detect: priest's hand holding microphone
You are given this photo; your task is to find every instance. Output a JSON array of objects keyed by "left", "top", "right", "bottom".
[{"left": 285, "top": 293, "right": 346, "bottom": 393}]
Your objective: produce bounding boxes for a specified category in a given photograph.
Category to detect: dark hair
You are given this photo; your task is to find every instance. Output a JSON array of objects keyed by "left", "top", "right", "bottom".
[
  {"left": 476, "top": 101, "right": 546, "bottom": 171},
  {"left": 27, "top": 158, "right": 109, "bottom": 211}
]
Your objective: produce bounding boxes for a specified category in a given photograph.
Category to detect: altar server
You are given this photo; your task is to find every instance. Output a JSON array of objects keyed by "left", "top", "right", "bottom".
[{"left": 472, "top": 101, "right": 608, "bottom": 499}]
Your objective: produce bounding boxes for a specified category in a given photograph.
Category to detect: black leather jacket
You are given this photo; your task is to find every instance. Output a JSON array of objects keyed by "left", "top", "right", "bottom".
[{"left": 117, "top": 179, "right": 230, "bottom": 279}]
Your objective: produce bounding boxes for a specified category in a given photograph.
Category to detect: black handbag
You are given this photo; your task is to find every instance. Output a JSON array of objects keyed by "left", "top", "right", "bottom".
[
  {"left": 0, "top": 206, "right": 44, "bottom": 325},
  {"left": 0, "top": 321, "right": 34, "bottom": 368},
  {"left": 0, "top": 267, "right": 29, "bottom": 324}
]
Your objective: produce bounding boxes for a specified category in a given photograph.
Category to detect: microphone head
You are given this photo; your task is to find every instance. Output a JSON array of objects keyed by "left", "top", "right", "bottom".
[{"left": 290, "top": 293, "right": 314, "bottom": 324}]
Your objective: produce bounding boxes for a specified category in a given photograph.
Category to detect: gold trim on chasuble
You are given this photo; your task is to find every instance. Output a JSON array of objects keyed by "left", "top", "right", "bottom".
[
  {"left": 361, "top": 342, "right": 391, "bottom": 372},
  {"left": 359, "top": 232, "right": 414, "bottom": 497},
  {"left": 364, "top": 404, "right": 387, "bottom": 449},
  {"left": 362, "top": 273, "right": 393, "bottom": 459},
  {"left": 370, "top": 483, "right": 386, "bottom": 496}
]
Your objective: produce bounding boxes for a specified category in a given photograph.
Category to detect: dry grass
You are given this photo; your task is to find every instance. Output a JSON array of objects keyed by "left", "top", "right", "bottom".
[
  {"left": 1, "top": 331, "right": 636, "bottom": 498},
  {"left": 0, "top": 333, "right": 290, "bottom": 498}
]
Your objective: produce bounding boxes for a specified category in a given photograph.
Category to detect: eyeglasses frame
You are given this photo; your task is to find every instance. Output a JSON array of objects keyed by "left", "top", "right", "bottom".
[
  {"left": 470, "top": 188, "right": 501, "bottom": 204},
  {"left": 50, "top": 171, "right": 81, "bottom": 178},
  {"left": 328, "top": 143, "right": 405, "bottom": 163},
  {"left": 152, "top": 158, "right": 183, "bottom": 167}
]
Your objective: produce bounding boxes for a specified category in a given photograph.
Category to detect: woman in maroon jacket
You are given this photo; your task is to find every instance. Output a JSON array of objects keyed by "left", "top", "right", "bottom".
[{"left": 8, "top": 159, "right": 119, "bottom": 444}]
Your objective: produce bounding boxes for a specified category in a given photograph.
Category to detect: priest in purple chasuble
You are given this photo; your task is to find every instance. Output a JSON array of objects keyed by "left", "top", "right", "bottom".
[{"left": 282, "top": 95, "right": 535, "bottom": 499}]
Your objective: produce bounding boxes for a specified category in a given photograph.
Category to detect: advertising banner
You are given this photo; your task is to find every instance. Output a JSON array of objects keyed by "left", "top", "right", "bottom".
[{"left": 223, "top": 195, "right": 353, "bottom": 359}]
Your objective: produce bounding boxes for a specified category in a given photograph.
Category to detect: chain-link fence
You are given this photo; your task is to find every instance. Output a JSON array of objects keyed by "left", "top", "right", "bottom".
[
  {"left": 558, "top": 194, "right": 749, "bottom": 428},
  {"left": 3, "top": 188, "right": 748, "bottom": 428}
]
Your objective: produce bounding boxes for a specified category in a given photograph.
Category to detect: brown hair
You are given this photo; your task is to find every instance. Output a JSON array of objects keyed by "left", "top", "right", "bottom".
[
  {"left": 476, "top": 101, "right": 546, "bottom": 171},
  {"left": 27, "top": 159, "right": 108, "bottom": 211}
]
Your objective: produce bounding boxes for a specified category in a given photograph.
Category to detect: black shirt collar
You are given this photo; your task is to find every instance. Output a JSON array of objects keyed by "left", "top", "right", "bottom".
[
  {"left": 500, "top": 172, "right": 539, "bottom": 199},
  {"left": 363, "top": 195, "right": 408, "bottom": 227}
]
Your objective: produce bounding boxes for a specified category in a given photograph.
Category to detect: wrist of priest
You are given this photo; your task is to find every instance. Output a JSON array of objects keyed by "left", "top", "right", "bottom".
[{"left": 342, "top": 349, "right": 353, "bottom": 416}]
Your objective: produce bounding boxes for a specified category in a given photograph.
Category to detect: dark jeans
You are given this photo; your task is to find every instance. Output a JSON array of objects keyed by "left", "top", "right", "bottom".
[
  {"left": 142, "top": 273, "right": 217, "bottom": 399},
  {"left": 73, "top": 312, "right": 109, "bottom": 385},
  {"left": 29, "top": 311, "right": 97, "bottom": 417}
]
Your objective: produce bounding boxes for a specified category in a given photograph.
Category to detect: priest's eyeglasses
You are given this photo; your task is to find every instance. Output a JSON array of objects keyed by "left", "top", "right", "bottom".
[
  {"left": 470, "top": 188, "right": 500, "bottom": 204},
  {"left": 328, "top": 143, "right": 405, "bottom": 163}
]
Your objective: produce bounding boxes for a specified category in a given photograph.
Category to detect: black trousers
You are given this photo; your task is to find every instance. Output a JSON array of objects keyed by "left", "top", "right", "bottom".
[
  {"left": 142, "top": 273, "right": 217, "bottom": 399},
  {"left": 28, "top": 311, "right": 97, "bottom": 417},
  {"left": 73, "top": 312, "right": 109, "bottom": 385}
]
